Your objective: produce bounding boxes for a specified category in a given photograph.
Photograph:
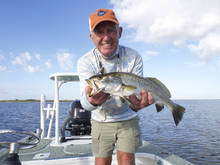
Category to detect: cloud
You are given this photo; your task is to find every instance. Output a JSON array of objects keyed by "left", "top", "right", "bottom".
[
  {"left": 45, "top": 60, "right": 51, "bottom": 69},
  {"left": 111, "top": 0, "right": 220, "bottom": 62},
  {"left": 0, "top": 54, "right": 4, "bottom": 61},
  {"left": 12, "top": 52, "right": 32, "bottom": 65},
  {"left": 142, "top": 50, "right": 159, "bottom": 61},
  {"left": 0, "top": 53, "right": 7, "bottom": 72},
  {"left": 184, "top": 61, "right": 206, "bottom": 68},
  {"left": 35, "top": 53, "right": 41, "bottom": 61},
  {"left": 218, "top": 60, "right": 220, "bottom": 68},
  {"left": 0, "top": 65, "right": 7, "bottom": 72},
  {"left": 56, "top": 51, "right": 74, "bottom": 71},
  {"left": 189, "top": 33, "right": 220, "bottom": 61},
  {"left": 25, "top": 65, "right": 40, "bottom": 73},
  {"left": 12, "top": 52, "right": 51, "bottom": 72}
]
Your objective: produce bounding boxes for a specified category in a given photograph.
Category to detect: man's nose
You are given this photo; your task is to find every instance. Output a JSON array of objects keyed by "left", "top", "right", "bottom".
[{"left": 102, "top": 31, "right": 111, "bottom": 40}]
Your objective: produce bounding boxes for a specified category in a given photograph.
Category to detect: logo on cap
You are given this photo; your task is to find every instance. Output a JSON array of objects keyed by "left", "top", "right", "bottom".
[{"left": 98, "top": 10, "right": 106, "bottom": 16}]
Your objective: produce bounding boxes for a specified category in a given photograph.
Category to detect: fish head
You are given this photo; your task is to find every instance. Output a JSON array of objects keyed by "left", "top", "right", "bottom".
[
  {"left": 85, "top": 78, "right": 103, "bottom": 96},
  {"left": 86, "top": 73, "right": 123, "bottom": 96}
]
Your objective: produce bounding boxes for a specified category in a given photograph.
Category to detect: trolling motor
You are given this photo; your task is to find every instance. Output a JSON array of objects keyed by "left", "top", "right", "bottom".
[
  {"left": 0, "top": 130, "right": 40, "bottom": 165},
  {"left": 60, "top": 100, "right": 91, "bottom": 142}
]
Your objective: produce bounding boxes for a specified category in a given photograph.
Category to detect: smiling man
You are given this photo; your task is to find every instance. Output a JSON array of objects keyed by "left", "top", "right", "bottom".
[{"left": 77, "top": 9, "right": 153, "bottom": 165}]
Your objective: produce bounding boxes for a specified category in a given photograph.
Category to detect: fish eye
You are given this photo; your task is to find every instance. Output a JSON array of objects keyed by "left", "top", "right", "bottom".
[{"left": 97, "top": 76, "right": 102, "bottom": 80}]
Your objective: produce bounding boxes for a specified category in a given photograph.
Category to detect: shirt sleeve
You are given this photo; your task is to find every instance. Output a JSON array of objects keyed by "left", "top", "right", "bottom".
[
  {"left": 77, "top": 54, "right": 97, "bottom": 111},
  {"left": 131, "top": 53, "right": 143, "bottom": 77},
  {"left": 124, "top": 46, "right": 143, "bottom": 77}
]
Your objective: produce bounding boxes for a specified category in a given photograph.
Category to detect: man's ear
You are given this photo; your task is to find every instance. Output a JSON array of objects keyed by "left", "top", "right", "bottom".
[
  {"left": 118, "top": 27, "right": 123, "bottom": 38},
  {"left": 90, "top": 33, "right": 93, "bottom": 40},
  {"left": 90, "top": 33, "right": 95, "bottom": 43}
]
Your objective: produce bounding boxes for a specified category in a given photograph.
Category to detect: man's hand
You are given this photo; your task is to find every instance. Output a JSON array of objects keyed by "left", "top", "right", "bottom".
[
  {"left": 129, "top": 90, "right": 154, "bottom": 112},
  {"left": 85, "top": 86, "right": 110, "bottom": 106}
]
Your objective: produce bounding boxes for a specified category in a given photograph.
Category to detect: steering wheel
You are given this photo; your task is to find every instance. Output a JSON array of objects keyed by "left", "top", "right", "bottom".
[
  {"left": 0, "top": 129, "right": 40, "bottom": 151},
  {"left": 0, "top": 129, "right": 40, "bottom": 165}
]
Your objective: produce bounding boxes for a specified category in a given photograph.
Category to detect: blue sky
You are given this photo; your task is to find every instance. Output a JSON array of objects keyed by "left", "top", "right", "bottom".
[{"left": 1, "top": 0, "right": 220, "bottom": 100}]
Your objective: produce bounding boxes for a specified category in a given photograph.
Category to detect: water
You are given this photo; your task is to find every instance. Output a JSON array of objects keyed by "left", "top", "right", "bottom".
[{"left": 0, "top": 100, "right": 220, "bottom": 165}]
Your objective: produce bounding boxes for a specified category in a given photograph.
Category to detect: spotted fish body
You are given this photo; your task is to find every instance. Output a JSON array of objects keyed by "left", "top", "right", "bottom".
[{"left": 86, "top": 72, "right": 185, "bottom": 126}]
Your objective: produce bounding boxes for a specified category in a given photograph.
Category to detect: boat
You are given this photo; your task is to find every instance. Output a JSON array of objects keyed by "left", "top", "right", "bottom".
[{"left": 0, "top": 73, "right": 193, "bottom": 165}]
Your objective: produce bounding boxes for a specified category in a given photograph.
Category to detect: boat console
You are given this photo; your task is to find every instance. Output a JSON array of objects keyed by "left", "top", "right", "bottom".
[
  {"left": 60, "top": 100, "right": 91, "bottom": 142},
  {"left": 40, "top": 72, "right": 84, "bottom": 145}
]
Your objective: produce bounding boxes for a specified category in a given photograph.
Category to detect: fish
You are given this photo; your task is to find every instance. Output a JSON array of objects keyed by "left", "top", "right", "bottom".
[{"left": 85, "top": 72, "right": 185, "bottom": 126}]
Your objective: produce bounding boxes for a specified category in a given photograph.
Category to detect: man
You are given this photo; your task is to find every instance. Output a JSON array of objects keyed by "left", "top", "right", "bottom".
[{"left": 77, "top": 8, "right": 153, "bottom": 165}]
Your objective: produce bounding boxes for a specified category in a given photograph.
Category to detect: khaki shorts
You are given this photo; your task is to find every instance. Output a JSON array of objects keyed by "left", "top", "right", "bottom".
[{"left": 91, "top": 117, "right": 142, "bottom": 158}]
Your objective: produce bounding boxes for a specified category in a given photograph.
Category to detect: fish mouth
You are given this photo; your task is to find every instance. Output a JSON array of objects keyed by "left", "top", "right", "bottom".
[
  {"left": 85, "top": 79, "right": 103, "bottom": 96},
  {"left": 85, "top": 79, "right": 99, "bottom": 89},
  {"left": 85, "top": 79, "right": 93, "bottom": 88}
]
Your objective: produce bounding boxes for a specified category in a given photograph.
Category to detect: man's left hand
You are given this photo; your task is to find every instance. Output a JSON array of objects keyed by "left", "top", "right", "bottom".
[{"left": 129, "top": 90, "right": 154, "bottom": 112}]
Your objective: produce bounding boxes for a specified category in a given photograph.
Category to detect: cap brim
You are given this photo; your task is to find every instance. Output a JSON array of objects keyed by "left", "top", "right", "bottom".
[{"left": 91, "top": 19, "right": 119, "bottom": 31}]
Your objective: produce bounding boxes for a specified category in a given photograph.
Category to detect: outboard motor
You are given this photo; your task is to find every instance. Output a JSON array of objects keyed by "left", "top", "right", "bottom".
[{"left": 60, "top": 100, "right": 91, "bottom": 142}]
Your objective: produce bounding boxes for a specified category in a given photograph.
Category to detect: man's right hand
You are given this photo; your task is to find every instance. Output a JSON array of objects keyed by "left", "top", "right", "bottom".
[{"left": 85, "top": 86, "right": 110, "bottom": 106}]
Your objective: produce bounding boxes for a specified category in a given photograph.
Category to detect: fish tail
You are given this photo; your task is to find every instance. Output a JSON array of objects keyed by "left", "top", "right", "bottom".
[
  {"left": 155, "top": 103, "right": 164, "bottom": 112},
  {"left": 172, "top": 103, "right": 185, "bottom": 126}
]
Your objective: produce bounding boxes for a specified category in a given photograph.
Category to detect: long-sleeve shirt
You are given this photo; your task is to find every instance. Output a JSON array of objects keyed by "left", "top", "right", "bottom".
[{"left": 77, "top": 45, "right": 143, "bottom": 122}]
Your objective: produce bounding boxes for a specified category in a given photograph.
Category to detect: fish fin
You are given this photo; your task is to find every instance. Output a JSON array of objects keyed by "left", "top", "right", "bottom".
[
  {"left": 119, "top": 96, "right": 126, "bottom": 103},
  {"left": 155, "top": 103, "right": 164, "bottom": 112},
  {"left": 146, "top": 77, "right": 171, "bottom": 98},
  {"left": 120, "top": 96, "right": 133, "bottom": 106},
  {"left": 122, "top": 96, "right": 141, "bottom": 112},
  {"left": 122, "top": 84, "right": 137, "bottom": 91},
  {"left": 124, "top": 96, "right": 133, "bottom": 105},
  {"left": 172, "top": 103, "right": 185, "bottom": 126},
  {"left": 135, "top": 94, "right": 141, "bottom": 100}
]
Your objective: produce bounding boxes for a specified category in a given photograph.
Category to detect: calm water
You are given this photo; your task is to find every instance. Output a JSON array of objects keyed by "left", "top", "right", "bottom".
[{"left": 0, "top": 100, "right": 220, "bottom": 165}]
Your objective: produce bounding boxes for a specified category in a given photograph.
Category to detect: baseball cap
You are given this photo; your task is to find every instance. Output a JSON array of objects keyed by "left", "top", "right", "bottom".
[{"left": 89, "top": 9, "right": 119, "bottom": 31}]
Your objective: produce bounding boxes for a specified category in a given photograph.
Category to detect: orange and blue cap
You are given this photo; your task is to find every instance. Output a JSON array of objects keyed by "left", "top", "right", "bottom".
[{"left": 89, "top": 9, "right": 119, "bottom": 31}]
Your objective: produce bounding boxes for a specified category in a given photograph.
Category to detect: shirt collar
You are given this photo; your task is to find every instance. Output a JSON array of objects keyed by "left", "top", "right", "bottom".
[{"left": 96, "top": 46, "right": 119, "bottom": 60}]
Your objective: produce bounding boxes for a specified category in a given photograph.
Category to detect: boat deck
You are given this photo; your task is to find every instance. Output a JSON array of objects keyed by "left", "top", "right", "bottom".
[{"left": 0, "top": 136, "right": 193, "bottom": 165}]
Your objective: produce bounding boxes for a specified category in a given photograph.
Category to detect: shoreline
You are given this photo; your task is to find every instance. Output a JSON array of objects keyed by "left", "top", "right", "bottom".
[
  {"left": 0, "top": 99, "right": 72, "bottom": 102},
  {"left": 1, "top": 98, "right": 219, "bottom": 102}
]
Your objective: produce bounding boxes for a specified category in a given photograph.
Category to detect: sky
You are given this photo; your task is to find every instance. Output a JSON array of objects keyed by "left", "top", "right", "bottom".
[{"left": 0, "top": 0, "right": 220, "bottom": 100}]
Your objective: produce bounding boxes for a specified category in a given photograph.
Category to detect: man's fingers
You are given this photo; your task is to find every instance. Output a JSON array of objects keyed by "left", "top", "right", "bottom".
[
  {"left": 85, "top": 86, "right": 92, "bottom": 95},
  {"left": 148, "top": 92, "right": 154, "bottom": 104},
  {"left": 129, "top": 95, "right": 140, "bottom": 105},
  {"left": 140, "top": 90, "right": 154, "bottom": 107},
  {"left": 85, "top": 85, "right": 110, "bottom": 106},
  {"left": 140, "top": 90, "right": 148, "bottom": 106}
]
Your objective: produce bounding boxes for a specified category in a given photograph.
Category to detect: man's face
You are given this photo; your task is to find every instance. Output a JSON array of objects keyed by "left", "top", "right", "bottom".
[{"left": 90, "top": 21, "right": 122, "bottom": 57}]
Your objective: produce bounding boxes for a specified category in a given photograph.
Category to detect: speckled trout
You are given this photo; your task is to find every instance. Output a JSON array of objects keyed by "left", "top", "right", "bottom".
[{"left": 86, "top": 72, "right": 185, "bottom": 126}]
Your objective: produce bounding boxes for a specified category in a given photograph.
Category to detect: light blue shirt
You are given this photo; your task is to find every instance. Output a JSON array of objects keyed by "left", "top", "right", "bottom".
[{"left": 77, "top": 45, "right": 143, "bottom": 122}]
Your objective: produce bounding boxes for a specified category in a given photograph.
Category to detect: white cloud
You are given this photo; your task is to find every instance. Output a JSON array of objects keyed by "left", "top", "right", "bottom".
[
  {"left": 142, "top": 50, "right": 159, "bottom": 61},
  {"left": 35, "top": 53, "right": 41, "bottom": 61},
  {"left": 12, "top": 52, "right": 51, "bottom": 73},
  {"left": 0, "top": 54, "right": 4, "bottom": 61},
  {"left": 0, "top": 65, "right": 7, "bottom": 72},
  {"left": 218, "top": 60, "right": 220, "bottom": 68},
  {"left": 12, "top": 52, "right": 32, "bottom": 65},
  {"left": 25, "top": 65, "right": 41, "bottom": 73},
  {"left": 0, "top": 53, "right": 7, "bottom": 72},
  {"left": 45, "top": 60, "right": 51, "bottom": 69},
  {"left": 56, "top": 51, "right": 74, "bottom": 71},
  {"left": 184, "top": 61, "right": 206, "bottom": 68},
  {"left": 189, "top": 33, "right": 220, "bottom": 61},
  {"left": 111, "top": 0, "right": 220, "bottom": 62}
]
